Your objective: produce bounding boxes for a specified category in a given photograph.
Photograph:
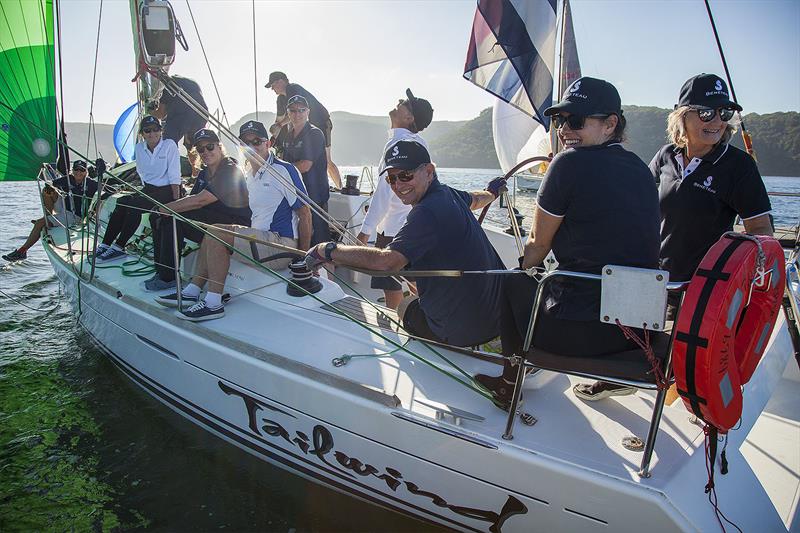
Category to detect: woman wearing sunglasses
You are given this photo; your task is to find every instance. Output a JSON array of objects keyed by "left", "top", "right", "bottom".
[
  {"left": 94, "top": 116, "right": 182, "bottom": 263},
  {"left": 475, "top": 77, "right": 661, "bottom": 409},
  {"left": 148, "top": 128, "right": 251, "bottom": 292}
]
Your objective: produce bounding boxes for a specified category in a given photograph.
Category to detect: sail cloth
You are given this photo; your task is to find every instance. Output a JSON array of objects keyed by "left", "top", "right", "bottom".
[
  {"left": 464, "top": 0, "right": 557, "bottom": 129},
  {"left": 0, "top": 0, "right": 57, "bottom": 181},
  {"left": 114, "top": 103, "right": 139, "bottom": 163}
]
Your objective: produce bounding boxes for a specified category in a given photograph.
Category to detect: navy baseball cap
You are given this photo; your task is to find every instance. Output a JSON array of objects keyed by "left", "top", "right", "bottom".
[
  {"left": 192, "top": 128, "right": 220, "bottom": 145},
  {"left": 544, "top": 77, "right": 622, "bottom": 117},
  {"left": 676, "top": 73, "right": 742, "bottom": 111},
  {"left": 239, "top": 120, "right": 269, "bottom": 139},
  {"left": 287, "top": 95, "right": 309, "bottom": 109},
  {"left": 265, "top": 71, "right": 287, "bottom": 88},
  {"left": 139, "top": 115, "right": 161, "bottom": 131},
  {"left": 380, "top": 140, "right": 431, "bottom": 175},
  {"left": 72, "top": 160, "right": 87, "bottom": 171},
  {"left": 405, "top": 88, "right": 434, "bottom": 131}
]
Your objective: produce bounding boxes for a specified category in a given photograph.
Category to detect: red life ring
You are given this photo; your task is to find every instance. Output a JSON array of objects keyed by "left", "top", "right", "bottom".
[{"left": 673, "top": 233, "right": 785, "bottom": 431}]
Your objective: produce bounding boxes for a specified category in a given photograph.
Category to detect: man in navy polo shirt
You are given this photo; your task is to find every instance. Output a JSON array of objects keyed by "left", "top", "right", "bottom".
[
  {"left": 266, "top": 71, "right": 342, "bottom": 188},
  {"left": 280, "top": 95, "right": 332, "bottom": 246},
  {"left": 304, "top": 140, "right": 507, "bottom": 347}
]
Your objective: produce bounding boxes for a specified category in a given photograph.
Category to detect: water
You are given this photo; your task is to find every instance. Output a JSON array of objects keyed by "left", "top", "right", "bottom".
[{"left": 1, "top": 172, "right": 798, "bottom": 531}]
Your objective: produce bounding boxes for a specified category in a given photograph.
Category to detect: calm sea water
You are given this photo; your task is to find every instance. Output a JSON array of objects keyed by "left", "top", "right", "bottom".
[{"left": 1, "top": 171, "right": 798, "bottom": 531}]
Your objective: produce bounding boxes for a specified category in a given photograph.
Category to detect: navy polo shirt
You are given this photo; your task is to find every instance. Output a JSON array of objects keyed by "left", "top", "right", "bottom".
[
  {"left": 160, "top": 75, "right": 207, "bottom": 119},
  {"left": 537, "top": 142, "right": 661, "bottom": 321},
  {"left": 276, "top": 83, "right": 330, "bottom": 129},
  {"left": 190, "top": 157, "right": 251, "bottom": 226},
  {"left": 53, "top": 175, "right": 98, "bottom": 217},
  {"left": 281, "top": 123, "right": 329, "bottom": 205},
  {"left": 651, "top": 143, "right": 771, "bottom": 282},
  {"left": 389, "top": 180, "right": 505, "bottom": 346}
]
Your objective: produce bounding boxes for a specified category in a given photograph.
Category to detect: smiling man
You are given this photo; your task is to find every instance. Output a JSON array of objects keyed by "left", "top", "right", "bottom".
[{"left": 305, "top": 140, "right": 508, "bottom": 347}]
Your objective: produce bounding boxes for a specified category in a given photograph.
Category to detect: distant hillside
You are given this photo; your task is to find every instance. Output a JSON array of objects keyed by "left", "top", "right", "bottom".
[{"left": 64, "top": 109, "right": 800, "bottom": 176}]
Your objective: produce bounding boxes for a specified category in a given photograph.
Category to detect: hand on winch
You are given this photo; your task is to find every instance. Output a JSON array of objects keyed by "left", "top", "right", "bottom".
[
  {"left": 304, "top": 242, "right": 332, "bottom": 272},
  {"left": 485, "top": 176, "right": 509, "bottom": 199}
]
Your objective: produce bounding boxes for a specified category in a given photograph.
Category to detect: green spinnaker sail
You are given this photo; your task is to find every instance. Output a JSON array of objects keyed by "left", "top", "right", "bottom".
[{"left": 0, "top": 0, "right": 57, "bottom": 181}]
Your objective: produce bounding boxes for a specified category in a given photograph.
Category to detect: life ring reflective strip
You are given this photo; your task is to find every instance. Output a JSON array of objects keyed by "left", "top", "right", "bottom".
[{"left": 673, "top": 234, "right": 785, "bottom": 431}]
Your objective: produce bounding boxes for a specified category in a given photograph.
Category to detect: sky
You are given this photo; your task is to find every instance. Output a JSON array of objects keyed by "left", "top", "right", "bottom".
[{"left": 56, "top": 0, "right": 800, "bottom": 125}]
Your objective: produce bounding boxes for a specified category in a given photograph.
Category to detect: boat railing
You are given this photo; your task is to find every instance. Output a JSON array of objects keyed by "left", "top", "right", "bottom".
[{"left": 502, "top": 267, "right": 690, "bottom": 478}]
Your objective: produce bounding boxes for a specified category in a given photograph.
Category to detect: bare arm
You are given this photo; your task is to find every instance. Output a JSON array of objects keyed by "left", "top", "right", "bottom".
[
  {"left": 742, "top": 214, "right": 773, "bottom": 236},
  {"left": 469, "top": 190, "right": 496, "bottom": 211},
  {"left": 295, "top": 205, "right": 312, "bottom": 250},
  {"left": 294, "top": 159, "right": 313, "bottom": 173},
  {"left": 330, "top": 244, "right": 408, "bottom": 271},
  {"left": 269, "top": 115, "right": 289, "bottom": 136},
  {"left": 170, "top": 184, "right": 181, "bottom": 200},
  {"left": 159, "top": 189, "right": 217, "bottom": 214},
  {"left": 522, "top": 207, "right": 563, "bottom": 269}
]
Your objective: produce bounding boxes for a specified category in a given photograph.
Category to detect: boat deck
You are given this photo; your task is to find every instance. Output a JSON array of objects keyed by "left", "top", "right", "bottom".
[{"left": 46, "top": 222, "right": 800, "bottom": 531}]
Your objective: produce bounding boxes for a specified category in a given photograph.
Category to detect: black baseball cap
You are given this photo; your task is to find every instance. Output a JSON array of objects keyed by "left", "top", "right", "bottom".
[
  {"left": 265, "top": 71, "right": 287, "bottom": 88},
  {"left": 287, "top": 95, "right": 309, "bottom": 109},
  {"left": 72, "top": 160, "right": 87, "bottom": 171},
  {"left": 405, "top": 88, "right": 434, "bottom": 131},
  {"left": 139, "top": 115, "right": 161, "bottom": 131},
  {"left": 675, "top": 73, "right": 742, "bottom": 111},
  {"left": 380, "top": 140, "right": 431, "bottom": 175},
  {"left": 239, "top": 120, "right": 269, "bottom": 139},
  {"left": 193, "top": 128, "right": 220, "bottom": 145},
  {"left": 544, "top": 77, "right": 622, "bottom": 117}
]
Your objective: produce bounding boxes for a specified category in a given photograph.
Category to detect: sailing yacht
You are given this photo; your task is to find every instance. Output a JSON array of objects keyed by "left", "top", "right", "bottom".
[{"left": 1, "top": 1, "right": 799, "bottom": 531}]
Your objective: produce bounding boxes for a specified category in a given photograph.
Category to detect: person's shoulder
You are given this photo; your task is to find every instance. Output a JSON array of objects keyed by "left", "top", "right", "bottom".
[
  {"left": 219, "top": 157, "right": 244, "bottom": 178},
  {"left": 651, "top": 143, "right": 675, "bottom": 162},
  {"left": 161, "top": 138, "right": 179, "bottom": 151}
]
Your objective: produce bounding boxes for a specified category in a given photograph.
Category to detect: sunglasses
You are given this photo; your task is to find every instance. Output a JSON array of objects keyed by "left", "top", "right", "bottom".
[
  {"left": 385, "top": 168, "right": 420, "bottom": 185},
  {"left": 288, "top": 107, "right": 308, "bottom": 114},
  {"left": 196, "top": 143, "right": 217, "bottom": 154},
  {"left": 142, "top": 127, "right": 161, "bottom": 134},
  {"left": 553, "top": 113, "right": 611, "bottom": 130},
  {"left": 691, "top": 107, "right": 735, "bottom": 123},
  {"left": 245, "top": 138, "right": 266, "bottom": 147}
]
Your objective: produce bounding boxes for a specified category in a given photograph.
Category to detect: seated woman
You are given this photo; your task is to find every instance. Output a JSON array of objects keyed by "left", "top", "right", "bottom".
[
  {"left": 474, "top": 77, "right": 661, "bottom": 409},
  {"left": 3, "top": 160, "right": 98, "bottom": 262},
  {"left": 574, "top": 74, "right": 773, "bottom": 401},
  {"left": 155, "top": 120, "right": 312, "bottom": 321},
  {"left": 95, "top": 116, "right": 181, "bottom": 262}
]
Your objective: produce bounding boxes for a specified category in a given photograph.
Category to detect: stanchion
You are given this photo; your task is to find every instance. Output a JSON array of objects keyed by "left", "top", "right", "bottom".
[{"left": 172, "top": 217, "right": 183, "bottom": 309}]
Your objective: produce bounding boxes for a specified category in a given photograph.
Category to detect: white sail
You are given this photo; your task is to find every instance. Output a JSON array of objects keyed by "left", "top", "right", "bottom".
[{"left": 492, "top": 99, "right": 550, "bottom": 175}]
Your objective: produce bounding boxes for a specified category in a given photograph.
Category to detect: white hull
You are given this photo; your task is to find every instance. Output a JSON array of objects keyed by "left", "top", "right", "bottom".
[{"left": 44, "top": 206, "right": 799, "bottom": 532}]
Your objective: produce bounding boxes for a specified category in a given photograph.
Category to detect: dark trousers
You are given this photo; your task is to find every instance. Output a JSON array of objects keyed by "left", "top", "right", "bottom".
[
  {"left": 153, "top": 209, "right": 240, "bottom": 281},
  {"left": 163, "top": 114, "right": 207, "bottom": 146},
  {"left": 499, "top": 272, "right": 637, "bottom": 378},
  {"left": 310, "top": 202, "right": 331, "bottom": 247},
  {"left": 371, "top": 233, "right": 401, "bottom": 291},
  {"left": 102, "top": 184, "right": 175, "bottom": 248},
  {"left": 402, "top": 298, "right": 445, "bottom": 344}
]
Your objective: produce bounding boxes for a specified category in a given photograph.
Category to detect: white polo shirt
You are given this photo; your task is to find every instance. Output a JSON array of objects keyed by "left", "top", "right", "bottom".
[
  {"left": 134, "top": 138, "right": 181, "bottom": 186},
  {"left": 360, "top": 128, "right": 428, "bottom": 238},
  {"left": 247, "top": 152, "right": 308, "bottom": 238}
]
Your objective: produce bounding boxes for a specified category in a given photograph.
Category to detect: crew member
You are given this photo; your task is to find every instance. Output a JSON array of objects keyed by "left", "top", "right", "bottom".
[
  {"left": 305, "top": 140, "right": 507, "bottom": 348},
  {"left": 152, "top": 74, "right": 208, "bottom": 173},
  {"left": 156, "top": 120, "right": 312, "bottom": 321},
  {"left": 473, "top": 77, "right": 661, "bottom": 408},
  {"left": 356, "top": 89, "right": 434, "bottom": 309},
  {"left": 265, "top": 71, "right": 342, "bottom": 188},
  {"left": 95, "top": 116, "right": 181, "bottom": 263},
  {"left": 280, "top": 95, "right": 332, "bottom": 246},
  {"left": 3, "top": 160, "right": 99, "bottom": 262},
  {"left": 573, "top": 74, "right": 773, "bottom": 401},
  {"left": 146, "top": 128, "right": 250, "bottom": 292}
]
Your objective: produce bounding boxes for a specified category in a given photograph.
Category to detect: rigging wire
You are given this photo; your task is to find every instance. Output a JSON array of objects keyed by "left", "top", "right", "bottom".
[
  {"left": 54, "top": 0, "right": 69, "bottom": 172},
  {"left": 85, "top": 0, "right": 103, "bottom": 159},
  {"left": 252, "top": 0, "right": 258, "bottom": 122},
  {"left": 183, "top": 0, "right": 230, "bottom": 128}
]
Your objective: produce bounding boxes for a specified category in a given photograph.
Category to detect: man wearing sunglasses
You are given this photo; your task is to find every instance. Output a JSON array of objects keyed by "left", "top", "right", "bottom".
[
  {"left": 305, "top": 140, "right": 507, "bottom": 348},
  {"left": 94, "top": 116, "right": 181, "bottom": 263},
  {"left": 280, "top": 95, "right": 333, "bottom": 247},
  {"left": 147, "top": 128, "right": 251, "bottom": 292},
  {"left": 356, "top": 89, "right": 434, "bottom": 310},
  {"left": 265, "top": 71, "right": 342, "bottom": 189},
  {"left": 3, "top": 160, "right": 99, "bottom": 262}
]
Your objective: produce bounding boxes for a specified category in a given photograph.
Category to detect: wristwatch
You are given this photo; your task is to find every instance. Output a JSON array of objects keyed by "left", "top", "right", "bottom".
[{"left": 324, "top": 241, "right": 338, "bottom": 261}]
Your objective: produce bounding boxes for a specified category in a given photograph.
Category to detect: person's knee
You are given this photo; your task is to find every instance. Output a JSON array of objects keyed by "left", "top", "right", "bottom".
[{"left": 396, "top": 294, "right": 418, "bottom": 321}]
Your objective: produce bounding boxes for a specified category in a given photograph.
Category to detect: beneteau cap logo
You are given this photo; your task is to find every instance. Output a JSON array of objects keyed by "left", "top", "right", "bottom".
[
  {"left": 569, "top": 80, "right": 581, "bottom": 93},
  {"left": 676, "top": 73, "right": 742, "bottom": 111},
  {"left": 391, "top": 145, "right": 400, "bottom": 157},
  {"left": 715, "top": 80, "right": 723, "bottom": 91},
  {"left": 544, "top": 77, "right": 621, "bottom": 117},
  {"left": 381, "top": 140, "right": 431, "bottom": 175}
]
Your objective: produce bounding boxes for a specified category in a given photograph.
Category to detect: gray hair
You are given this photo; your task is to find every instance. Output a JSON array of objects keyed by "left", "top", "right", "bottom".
[{"left": 666, "top": 106, "right": 737, "bottom": 148}]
